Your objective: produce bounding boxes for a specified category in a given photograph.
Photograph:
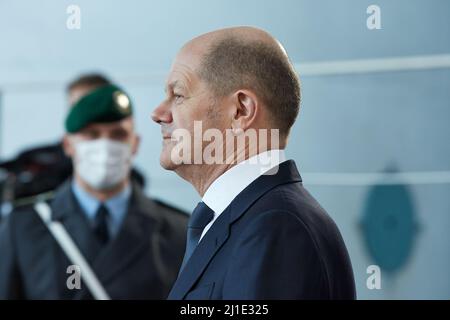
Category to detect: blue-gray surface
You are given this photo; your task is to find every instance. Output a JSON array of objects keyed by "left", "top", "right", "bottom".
[{"left": 0, "top": 0, "right": 449, "bottom": 299}]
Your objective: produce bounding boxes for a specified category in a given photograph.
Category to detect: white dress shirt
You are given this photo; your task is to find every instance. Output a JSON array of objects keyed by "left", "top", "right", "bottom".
[{"left": 200, "top": 149, "right": 287, "bottom": 241}]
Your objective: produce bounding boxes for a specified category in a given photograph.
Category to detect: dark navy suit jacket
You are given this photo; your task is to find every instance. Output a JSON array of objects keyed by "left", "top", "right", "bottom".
[{"left": 168, "top": 160, "right": 356, "bottom": 300}]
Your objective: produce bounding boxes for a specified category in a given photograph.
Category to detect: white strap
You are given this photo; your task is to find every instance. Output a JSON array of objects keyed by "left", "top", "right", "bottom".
[{"left": 34, "top": 202, "right": 111, "bottom": 300}]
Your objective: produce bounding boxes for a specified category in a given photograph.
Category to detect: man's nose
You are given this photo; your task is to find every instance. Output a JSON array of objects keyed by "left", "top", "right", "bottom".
[{"left": 151, "top": 102, "right": 173, "bottom": 124}]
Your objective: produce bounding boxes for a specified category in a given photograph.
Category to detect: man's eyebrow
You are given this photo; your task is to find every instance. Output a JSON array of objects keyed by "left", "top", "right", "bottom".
[{"left": 166, "top": 80, "right": 187, "bottom": 92}]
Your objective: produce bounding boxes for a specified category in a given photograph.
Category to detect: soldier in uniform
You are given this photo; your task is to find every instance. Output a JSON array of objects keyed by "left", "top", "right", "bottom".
[{"left": 0, "top": 81, "right": 188, "bottom": 299}]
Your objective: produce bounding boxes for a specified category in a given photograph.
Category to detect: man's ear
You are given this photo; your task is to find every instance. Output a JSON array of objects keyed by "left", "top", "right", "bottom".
[
  {"left": 230, "top": 90, "right": 259, "bottom": 133},
  {"left": 62, "top": 134, "right": 75, "bottom": 158}
]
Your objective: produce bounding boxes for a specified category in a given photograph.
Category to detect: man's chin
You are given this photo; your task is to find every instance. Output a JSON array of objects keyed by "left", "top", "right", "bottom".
[{"left": 159, "top": 153, "right": 178, "bottom": 171}]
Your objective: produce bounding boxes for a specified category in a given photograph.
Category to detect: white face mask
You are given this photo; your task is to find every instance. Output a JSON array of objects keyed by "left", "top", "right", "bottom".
[{"left": 74, "top": 139, "right": 132, "bottom": 190}]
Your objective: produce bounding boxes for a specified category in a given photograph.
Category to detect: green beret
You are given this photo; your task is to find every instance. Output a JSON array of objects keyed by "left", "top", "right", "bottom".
[{"left": 65, "top": 84, "right": 133, "bottom": 133}]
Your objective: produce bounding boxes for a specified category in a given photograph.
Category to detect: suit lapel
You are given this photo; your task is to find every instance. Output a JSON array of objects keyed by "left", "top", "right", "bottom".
[
  {"left": 168, "top": 206, "right": 231, "bottom": 300},
  {"left": 91, "top": 207, "right": 154, "bottom": 284},
  {"left": 168, "top": 160, "right": 302, "bottom": 299}
]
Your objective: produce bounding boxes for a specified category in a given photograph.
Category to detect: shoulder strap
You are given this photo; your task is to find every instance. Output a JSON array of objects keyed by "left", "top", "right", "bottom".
[{"left": 34, "top": 202, "right": 111, "bottom": 300}]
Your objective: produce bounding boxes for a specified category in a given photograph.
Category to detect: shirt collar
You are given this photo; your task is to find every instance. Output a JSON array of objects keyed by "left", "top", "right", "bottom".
[{"left": 202, "top": 149, "right": 287, "bottom": 216}]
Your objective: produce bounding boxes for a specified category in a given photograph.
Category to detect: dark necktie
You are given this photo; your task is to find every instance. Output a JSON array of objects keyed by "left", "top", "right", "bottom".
[
  {"left": 94, "top": 204, "right": 110, "bottom": 246},
  {"left": 179, "top": 202, "right": 214, "bottom": 272}
]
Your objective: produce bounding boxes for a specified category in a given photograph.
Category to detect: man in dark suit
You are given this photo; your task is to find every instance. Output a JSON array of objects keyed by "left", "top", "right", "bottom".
[
  {"left": 0, "top": 81, "right": 188, "bottom": 299},
  {"left": 151, "top": 26, "right": 356, "bottom": 299}
]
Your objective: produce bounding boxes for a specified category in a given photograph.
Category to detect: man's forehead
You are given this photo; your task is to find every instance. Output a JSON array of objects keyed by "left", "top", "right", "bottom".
[
  {"left": 165, "top": 62, "right": 198, "bottom": 91},
  {"left": 164, "top": 38, "right": 211, "bottom": 90}
]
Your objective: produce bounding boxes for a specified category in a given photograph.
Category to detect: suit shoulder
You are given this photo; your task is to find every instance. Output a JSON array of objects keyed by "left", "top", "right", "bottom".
[
  {"left": 152, "top": 198, "right": 189, "bottom": 222},
  {"left": 139, "top": 197, "right": 188, "bottom": 243},
  {"left": 269, "top": 183, "right": 331, "bottom": 217},
  {"left": 6, "top": 203, "right": 38, "bottom": 222},
  {"left": 248, "top": 183, "right": 342, "bottom": 240},
  {"left": 153, "top": 198, "right": 187, "bottom": 214},
  {"left": 3, "top": 190, "right": 60, "bottom": 231},
  {"left": 136, "top": 194, "right": 189, "bottom": 230},
  {"left": 130, "top": 184, "right": 188, "bottom": 224},
  {"left": 12, "top": 191, "right": 55, "bottom": 211},
  {"left": 1, "top": 203, "right": 44, "bottom": 241}
]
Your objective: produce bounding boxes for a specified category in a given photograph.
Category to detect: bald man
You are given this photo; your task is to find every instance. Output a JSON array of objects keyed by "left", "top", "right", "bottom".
[{"left": 152, "top": 26, "right": 356, "bottom": 300}]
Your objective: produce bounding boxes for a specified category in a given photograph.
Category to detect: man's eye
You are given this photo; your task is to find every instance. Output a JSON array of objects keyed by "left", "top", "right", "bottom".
[{"left": 174, "top": 94, "right": 184, "bottom": 103}]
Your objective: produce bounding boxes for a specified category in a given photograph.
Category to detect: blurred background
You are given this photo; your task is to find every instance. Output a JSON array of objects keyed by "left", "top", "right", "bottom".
[{"left": 0, "top": 0, "right": 449, "bottom": 299}]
